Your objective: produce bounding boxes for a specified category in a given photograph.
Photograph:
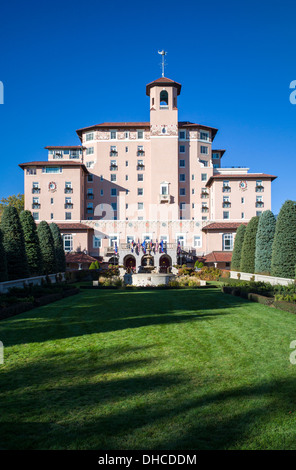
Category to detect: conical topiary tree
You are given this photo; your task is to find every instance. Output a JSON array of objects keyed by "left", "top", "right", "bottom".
[
  {"left": 1, "top": 206, "right": 29, "bottom": 280},
  {"left": 0, "top": 228, "right": 8, "bottom": 282},
  {"left": 231, "top": 224, "right": 246, "bottom": 271},
  {"left": 240, "top": 216, "right": 259, "bottom": 274},
  {"left": 271, "top": 200, "right": 296, "bottom": 278},
  {"left": 37, "top": 221, "right": 57, "bottom": 274},
  {"left": 20, "top": 210, "right": 43, "bottom": 276},
  {"left": 255, "top": 210, "right": 276, "bottom": 275},
  {"left": 50, "top": 223, "right": 66, "bottom": 273}
]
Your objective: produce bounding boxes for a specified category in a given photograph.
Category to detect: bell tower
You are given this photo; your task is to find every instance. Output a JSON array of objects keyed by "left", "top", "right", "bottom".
[{"left": 146, "top": 76, "right": 182, "bottom": 210}]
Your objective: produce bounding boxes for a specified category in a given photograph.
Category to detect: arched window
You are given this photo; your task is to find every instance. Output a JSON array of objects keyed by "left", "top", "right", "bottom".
[{"left": 160, "top": 90, "right": 168, "bottom": 107}]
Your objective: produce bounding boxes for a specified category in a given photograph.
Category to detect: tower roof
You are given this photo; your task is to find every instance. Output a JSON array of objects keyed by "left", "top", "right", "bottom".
[{"left": 146, "top": 77, "right": 182, "bottom": 96}]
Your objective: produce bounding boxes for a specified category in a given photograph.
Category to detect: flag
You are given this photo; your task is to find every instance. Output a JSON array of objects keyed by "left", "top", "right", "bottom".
[
  {"left": 142, "top": 240, "right": 146, "bottom": 254},
  {"left": 114, "top": 242, "right": 118, "bottom": 255},
  {"left": 177, "top": 240, "right": 181, "bottom": 254},
  {"left": 160, "top": 239, "right": 164, "bottom": 253}
]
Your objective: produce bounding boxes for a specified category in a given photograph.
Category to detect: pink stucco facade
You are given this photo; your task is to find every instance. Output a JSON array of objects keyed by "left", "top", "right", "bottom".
[{"left": 19, "top": 76, "right": 277, "bottom": 268}]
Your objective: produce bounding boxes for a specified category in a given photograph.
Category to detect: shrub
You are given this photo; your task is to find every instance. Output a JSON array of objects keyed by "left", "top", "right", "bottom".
[
  {"left": 37, "top": 221, "right": 57, "bottom": 275},
  {"left": 1, "top": 206, "right": 29, "bottom": 280},
  {"left": 0, "top": 228, "right": 8, "bottom": 282},
  {"left": 50, "top": 223, "right": 66, "bottom": 273},
  {"left": 20, "top": 210, "right": 43, "bottom": 276},
  {"left": 196, "top": 267, "right": 221, "bottom": 281},
  {"left": 231, "top": 224, "right": 246, "bottom": 271},
  {"left": 255, "top": 210, "right": 276, "bottom": 275},
  {"left": 271, "top": 200, "right": 296, "bottom": 279},
  {"left": 89, "top": 261, "right": 100, "bottom": 270},
  {"left": 240, "top": 216, "right": 259, "bottom": 274},
  {"left": 194, "top": 261, "right": 204, "bottom": 269}
]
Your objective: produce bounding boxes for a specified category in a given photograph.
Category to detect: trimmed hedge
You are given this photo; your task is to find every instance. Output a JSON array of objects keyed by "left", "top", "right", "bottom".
[
  {"left": 231, "top": 224, "right": 246, "bottom": 271},
  {"left": 271, "top": 200, "right": 296, "bottom": 278},
  {"left": 240, "top": 216, "right": 259, "bottom": 274}
]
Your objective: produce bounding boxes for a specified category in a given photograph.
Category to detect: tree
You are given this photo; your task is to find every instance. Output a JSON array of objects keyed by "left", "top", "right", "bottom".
[
  {"left": 0, "top": 228, "right": 8, "bottom": 282},
  {"left": 20, "top": 210, "right": 43, "bottom": 276},
  {"left": 231, "top": 224, "right": 246, "bottom": 271},
  {"left": 50, "top": 223, "right": 66, "bottom": 272},
  {"left": 240, "top": 216, "right": 259, "bottom": 274},
  {"left": 1, "top": 206, "right": 29, "bottom": 280},
  {"left": 0, "top": 193, "right": 24, "bottom": 221},
  {"left": 255, "top": 210, "right": 276, "bottom": 274},
  {"left": 37, "top": 221, "right": 57, "bottom": 274},
  {"left": 271, "top": 200, "right": 296, "bottom": 278}
]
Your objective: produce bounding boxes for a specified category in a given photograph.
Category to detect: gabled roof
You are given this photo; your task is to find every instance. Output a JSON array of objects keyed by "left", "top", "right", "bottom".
[
  {"left": 204, "top": 251, "right": 233, "bottom": 263},
  {"left": 179, "top": 121, "right": 218, "bottom": 139},
  {"left": 19, "top": 161, "right": 89, "bottom": 174},
  {"left": 146, "top": 77, "right": 182, "bottom": 96},
  {"left": 65, "top": 252, "right": 98, "bottom": 263},
  {"left": 76, "top": 122, "right": 150, "bottom": 139},
  {"left": 202, "top": 222, "right": 248, "bottom": 232},
  {"left": 206, "top": 173, "right": 277, "bottom": 187}
]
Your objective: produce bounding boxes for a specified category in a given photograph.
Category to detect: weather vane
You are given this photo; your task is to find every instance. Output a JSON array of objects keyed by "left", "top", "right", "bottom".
[{"left": 158, "top": 50, "right": 167, "bottom": 77}]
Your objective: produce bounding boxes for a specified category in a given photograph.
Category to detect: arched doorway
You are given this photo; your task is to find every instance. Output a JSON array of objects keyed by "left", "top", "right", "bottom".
[
  {"left": 124, "top": 255, "right": 136, "bottom": 271},
  {"left": 108, "top": 256, "right": 118, "bottom": 266},
  {"left": 159, "top": 254, "right": 172, "bottom": 273}
]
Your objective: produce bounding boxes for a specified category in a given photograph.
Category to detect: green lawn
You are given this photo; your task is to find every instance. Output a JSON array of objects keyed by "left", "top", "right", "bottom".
[{"left": 1, "top": 286, "right": 296, "bottom": 450}]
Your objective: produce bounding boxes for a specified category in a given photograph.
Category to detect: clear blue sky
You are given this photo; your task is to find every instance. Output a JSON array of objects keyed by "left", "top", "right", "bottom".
[{"left": 0, "top": 0, "right": 295, "bottom": 214}]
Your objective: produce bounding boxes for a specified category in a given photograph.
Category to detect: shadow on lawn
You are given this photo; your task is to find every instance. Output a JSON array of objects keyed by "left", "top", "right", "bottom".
[
  {"left": 0, "top": 288, "right": 248, "bottom": 347},
  {"left": 1, "top": 352, "right": 296, "bottom": 449}
]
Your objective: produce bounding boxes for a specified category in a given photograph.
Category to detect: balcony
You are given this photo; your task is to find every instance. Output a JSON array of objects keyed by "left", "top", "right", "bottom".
[
  {"left": 110, "top": 164, "right": 118, "bottom": 171},
  {"left": 256, "top": 185, "right": 264, "bottom": 192},
  {"left": 87, "top": 193, "right": 94, "bottom": 199},
  {"left": 64, "top": 187, "right": 73, "bottom": 193},
  {"left": 201, "top": 206, "right": 209, "bottom": 213},
  {"left": 256, "top": 201, "right": 264, "bottom": 208},
  {"left": 137, "top": 164, "right": 145, "bottom": 170},
  {"left": 222, "top": 202, "right": 231, "bottom": 208},
  {"left": 86, "top": 207, "right": 94, "bottom": 214},
  {"left": 110, "top": 150, "right": 118, "bottom": 156},
  {"left": 137, "top": 150, "right": 145, "bottom": 156},
  {"left": 222, "top": 186, "right": 231, "bottom": 192},
  {"left": 201, "top": 191, "right": 209, "bottom": 198},
  {"left": 32, "top": 203, "right": 40, "bottom": 209},
  {"left": 32, "top": 187, "right": 40, "bottom": 194},
  {"left": 64, "top": 203, "right": 73, "bottom": 209},
  {"left": 159, "top": 194, "right": 170, "bottom": 203}
]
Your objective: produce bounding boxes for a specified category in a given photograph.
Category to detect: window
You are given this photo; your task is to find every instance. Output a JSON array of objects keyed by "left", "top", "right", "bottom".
[
  {"left": 65, "top": 181, "right": 72, "bottom": 188},
  {"left": 179, "top": 174, "right": 185, "bottom": 182},
  {"left": 192, "top": 174, "right": 195, "bottom": 181},
  {"left": 32, "top": 212, "right": 39, "bottom": 221},
  {"left": 179, "top": 159, "right": 185, "bottom": 167},
  {"left": 70, "top": 150, "right": 81, "bottom": 159},
  {"left": 111, "top": 188, "right": 117, "bottom": 197},
  {"left": 138, "top": 174, "right": 144, "bottom": 181},
  {"left": 42, "top": 167, "right": 62, "bottom": 173},
  {"left": 125, "top": 161, "right": 129, "bottom": 166},
  {"left": 65, "top": 212, "right": 72, "bottom": 220},
  {"left": 138, "top": 202, "right": 144, "bottom": 210},
  {"left": 111, "top": 174, "right": 117, "bottom": 182},
  {"left": 138, "top": 188, "right": 144, "bottom": 196},
  {"left": 160, "top": 90, "right": 168, "bottom": 106},
  {"left": 86, "top": 161, "right": 94, "bottom": 168},
  {"left": 161, "top": 127, "right": 167, "bottom": 134},
  {"left": 137, "top": 130, "right": 144, "bottom": 139},
  {"left": 50, "top": 213, "right": 54, "bottom": 220},
  {"left": 176, "top": 234, "right": 185, "bottom": 247},
  {"left": 100, "top": 189, "right": 103, "bottom": 196},
  {"left": 201, "top": 173, "right": 207, "bottom": 181},
  {"left": 194, "top": 235, "right": 202, "bottom": 248},
  {"left": 87, "top": 174, "right": 93, "bottom": 182},
  {"left": 179, "top": 130, "right": 186, "bottom": 139},
  {"left": 63, "top": 234, "right": 73, "bottom": 252},
  {"left": 100, "top": 175, "right": 103, "bottom": 181},
  {"left": 180, "top": 188, "right": 186, "bottom": 196},
  {"left": 110, "top": 130, "right": 117, "bottom": 139},
  {"left": 223, "top": 233, "right": 233, "bottom": 251},
  {"left": 212, "top": 152, "right": 219, "bottom": 159},
  {"left": 27, "top": 168, "right": 37, "bottom": 175},
  {"left": 86, "top": 147, "right": 94, "bottom": 155},
  {"left": 111, "top": 202, "right": 117, "bottom": 211},
  {"left": 200, "top": 146, "right": 208, "bottom": 154},
  {"left": 124, "top": 132, "right": 129, "bottom": 139},
  {"left": 213, "top": 164, "right": 219, "bottom": 169},
  {"left": 241, "top": 197, "right": 245, "bottom": 204},
  {"left": 138, "top": 216, "right": 143, "bottom": 220},
  {"left": 192, "top": 189, "right": 195, "bottom": 194},
  {"left": 50, "top": 198, "right": 54, "bottom": 204},
  {"left": 200, "top": 160, "right": 208, "bottom": 167},
  {"left": 125, "top": 147, "right": 128, "bottom": 153},
  {"left": 93, "top": 236, "right": 101, "bottom": 248},
  {"left": 223, "top": 211, "right": 230, "bottom": 220},
  {"left": 179, "top": 145, "right": 185, "bottom": 153},
  {"left": 241, "top": 212, "right": 245, "bottom": 219},
  {"left": 200, "top": 131, "right": 209, "bottom": 141},
  {"left": 161, "top": 183, "right": 169, "bottom": 195},
  {"left": 127, "top": 236, "right": 134, "bottom": 244},
  {"left": 256, "top": 211, "right": 262, "bottom": 217},
  {"left": 86, "top": 132, "right": 94, "bottom": 141},
  {"left": 125, "top": 175, "right": 128, "bottom": 181}
]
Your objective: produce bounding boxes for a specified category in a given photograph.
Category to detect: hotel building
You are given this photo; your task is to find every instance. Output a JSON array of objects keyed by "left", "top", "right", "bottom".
[{"left": 19, "top": 76, "right": 276, "bottom": 270}]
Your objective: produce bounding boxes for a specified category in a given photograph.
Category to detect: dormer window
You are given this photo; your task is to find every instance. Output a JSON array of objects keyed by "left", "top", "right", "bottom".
[
  {"left": 162, "top": 127, "right": 167, "bottom": 134},
  {"left": 160, "top": 90, "right": 168, "bottom": 107}
]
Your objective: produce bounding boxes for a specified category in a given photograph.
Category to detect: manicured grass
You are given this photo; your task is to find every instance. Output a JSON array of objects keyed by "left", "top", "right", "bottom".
[{"left": 1, "top": 287, "right": 296, "bottom": 450}]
